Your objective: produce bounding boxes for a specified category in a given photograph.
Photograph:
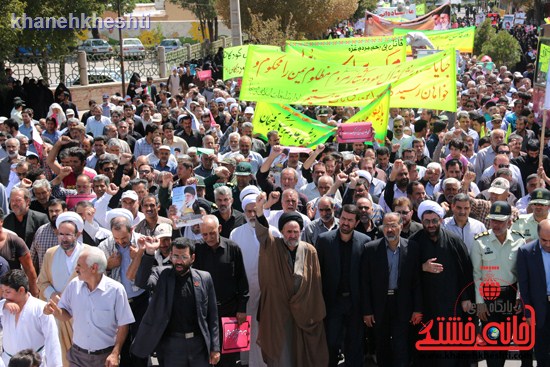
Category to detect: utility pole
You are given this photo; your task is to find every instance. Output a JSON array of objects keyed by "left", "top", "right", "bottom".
[
  {"left": 118, "top": 0, "right": 126, "bottom": 96},
  {"left": 229, "top": 0, "right": 242, "bottom": 46}
]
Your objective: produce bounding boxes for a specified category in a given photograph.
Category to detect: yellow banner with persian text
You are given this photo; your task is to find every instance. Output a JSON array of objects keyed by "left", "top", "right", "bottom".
[
  {"left": 240, "top": 45, "right": 457, "bottom": 110},
  {"left": 285, "top": 36, "right": 406, "bottom": 67}
]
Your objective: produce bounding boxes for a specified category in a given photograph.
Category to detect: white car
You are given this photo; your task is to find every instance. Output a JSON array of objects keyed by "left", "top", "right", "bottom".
[
  {"left": 122, "top": 38, "right": 145, "bottom": 59},
  {"left": 78, "top": 39, "right": 113, "bottom": 59}
]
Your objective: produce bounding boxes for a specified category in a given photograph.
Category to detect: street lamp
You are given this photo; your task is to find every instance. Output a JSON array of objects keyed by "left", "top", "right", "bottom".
[{"left": 117, "top": 0, "right": 126, "bottom": 96}]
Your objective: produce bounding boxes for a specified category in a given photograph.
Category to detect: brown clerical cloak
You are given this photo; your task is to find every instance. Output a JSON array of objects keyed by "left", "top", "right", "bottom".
[{"left": 255, "top": 216, "right": 328, "bottom": 367}]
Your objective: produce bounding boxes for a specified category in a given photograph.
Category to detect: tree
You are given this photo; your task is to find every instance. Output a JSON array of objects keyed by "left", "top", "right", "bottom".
[
  {"left": 169, "top": 0, "right": 219, "bottom": 41},
  {"left": 6, "top": 0, "right": 137, "bottom": 83},
  {"left": 247, "top": 11, "right": 299, "bottom": 47},
  {"left": 481, "top": 29, "right": 522, "bottom": 68},
  {"left": 0, "top": 0, "right": 25, "bottom": 65},
  {"left": 474, "top": 19, "right": 496, "bottom": 56},
  {"left": 215, "top": 0, "right": 358, "bottom": 40},
  {"left": 353, "top": 0, "right": 378, "bottom": 21}
]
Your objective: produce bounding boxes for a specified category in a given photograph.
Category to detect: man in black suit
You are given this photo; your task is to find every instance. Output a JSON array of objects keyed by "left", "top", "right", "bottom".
[
  {"left": 131, "top": 237, "right": 221, "bottom": 366},
  {"left": 361, "top": 212, "right": 422, "bottom": 367},
  {"left": 517, "top": 219, "right": 550, "bottom": 367},
  {"left": 4, "top": 187, "right": 49, "bottom": 250},
  {"left": 194, "top": 214, "right": 249, "bottom": 367},
  {"left": 316, "top": 204, "right": 370, "bottom": 367}
]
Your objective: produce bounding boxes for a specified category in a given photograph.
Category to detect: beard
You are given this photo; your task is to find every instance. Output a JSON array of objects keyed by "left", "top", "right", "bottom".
[
  {"left": 174, "top": 263, "right": 191, "bottom": 275},
  {"left": 60, "top": 240, "right": 76, "bottom": 252},
  {"left": 7, "top": 151, "right": 17, "bottom": 158},
  {"left": 284, "top": 238, "right": 299, "bottom": 248},
  {"left": 246, "top": 217, "right": 256, "bottom": 228}
]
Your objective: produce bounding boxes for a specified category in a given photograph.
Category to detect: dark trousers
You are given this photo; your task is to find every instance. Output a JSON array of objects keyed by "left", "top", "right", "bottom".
[
  {"left": 121, "top": 292, "right": 149, "bottom": 367},
  {"left": 67, "top": 345, "right": 112, "bottom": 367},
  {"left": 483, "top": 287, "right": 524, "bottom": 367},
  {"left": 218, "top": 304, "right": 239, "bottom": 367},
  {"left": 535, "top": 302, "right": 550, "bottom": 367},
  {"left": 157, "top": 335, "right": 210, "bottom": 367},
  {"left": 325, "top": 296, "right": 364, "bottom": 367},
  {"left": 373, "top": 294, "right": 409, "bottom": 367}
]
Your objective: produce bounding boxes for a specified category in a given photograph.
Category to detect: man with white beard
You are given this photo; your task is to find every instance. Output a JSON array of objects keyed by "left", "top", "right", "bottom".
[{"left": 230, "top": 193, "right": 280, "bottom": 367}]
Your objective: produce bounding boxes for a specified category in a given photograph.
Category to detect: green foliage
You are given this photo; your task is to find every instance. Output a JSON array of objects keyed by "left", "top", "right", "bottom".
[
  {"left": 216, "top": 0, "right": 358, "bottom": 40},
  {"left": 169, "top": 0, "right": 218, "bottom": 40},
  {"left": 353, "top": 0, "right": 378, "bottom": 21},
  {"left": 481, "top": 29, "right": 522, "bottom": 67},
  {"left": 0, "top": 0, "right": 25, "bottom": 63},
  {"left": 474, "top": 19, "right": 496, "bottom": 56}
]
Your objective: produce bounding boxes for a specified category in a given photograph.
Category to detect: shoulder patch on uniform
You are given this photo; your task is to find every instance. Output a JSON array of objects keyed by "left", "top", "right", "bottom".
[
  {"left": 511, "top": 230, "right": 524, "bottom": 238},
  {"left": 474, "top": 231, "right": 489, "bottom": 240}
]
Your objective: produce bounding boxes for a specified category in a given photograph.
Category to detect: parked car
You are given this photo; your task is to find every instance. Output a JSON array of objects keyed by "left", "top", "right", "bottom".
[
  {"left": 67, "top": 68, "right": 132, "bottom": 86},
  {"left": 78, "top": 39, "right": 114, "bottom": 59},
  {"left": 122, "top": 38, "right": 145, "bottom": 60},
  {"left": 157, "top": 39, "right": 182, "bottom": 53}
]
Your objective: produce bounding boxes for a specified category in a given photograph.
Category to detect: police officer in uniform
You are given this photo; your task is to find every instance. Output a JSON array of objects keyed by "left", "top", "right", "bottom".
[
  {"left": 471, "top": 201, "right": 527, "bottom": 367},
  {"left": 512, "top": 188, "right": 550, "bottom": 243}
]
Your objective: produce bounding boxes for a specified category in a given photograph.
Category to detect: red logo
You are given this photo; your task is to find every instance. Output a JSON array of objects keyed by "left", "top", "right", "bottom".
[
  {"left": 480, "top": 278, "right": 500, "bottom": 301},
  {"left": 416, "top": 276, "right": 535, "bottom": 351}
]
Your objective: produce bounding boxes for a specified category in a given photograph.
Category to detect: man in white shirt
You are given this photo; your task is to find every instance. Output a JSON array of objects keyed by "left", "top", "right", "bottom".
[
  {"left": 1, "top": 269, "right": 62, "bottom": 367},
  {"left": 442, "top": 193, "right": 487, "bottom": 254},
  {"left": 86, "top": 105, "right": 112, "bottom": 138},
  {"left": 44, "top": 247, "right": 135, "bottom": 367}
]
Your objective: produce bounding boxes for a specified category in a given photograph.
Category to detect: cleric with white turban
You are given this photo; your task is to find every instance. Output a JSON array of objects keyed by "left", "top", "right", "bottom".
[{"left": 417, "top": 200, "right": 445, "bottom": 220}]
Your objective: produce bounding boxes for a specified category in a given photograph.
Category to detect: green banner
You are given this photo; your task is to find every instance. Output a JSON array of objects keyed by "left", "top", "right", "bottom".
[
  {"left": 347, "top": 85, "right": 391, "bottom": 144},
  {"left": 241, "top": 45, "right": 457, "bottom": 110},
  {"left": 285, "top": 36, "right": 406, "bottom": 67},
  {"left": 393, "top": 27, "right": 475, "bottom": 53},
  {"left": 252, "top": 103, "right": 335, "bottom": 147},
  {"left": 539, "top": 43, "right": 550, "bottom": 75},
  {"left": 223, "top": 45, "right": 281, "bottom": 80},
  {"left": 416, "top": 3, "right": 426, "bottom": 15}
]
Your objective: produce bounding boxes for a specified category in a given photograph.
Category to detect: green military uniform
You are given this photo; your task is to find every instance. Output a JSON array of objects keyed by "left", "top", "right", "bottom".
[
  {"left": 471, "top": 229, "right": 526, "bottom": 303},
  {"left": 511, "top": 213, "right": 550, "bottom": 243}
]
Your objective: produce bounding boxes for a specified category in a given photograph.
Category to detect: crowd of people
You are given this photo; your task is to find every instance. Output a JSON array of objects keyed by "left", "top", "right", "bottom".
[{"left": 0, "top": 17, "right": 550, "bottom": 367}]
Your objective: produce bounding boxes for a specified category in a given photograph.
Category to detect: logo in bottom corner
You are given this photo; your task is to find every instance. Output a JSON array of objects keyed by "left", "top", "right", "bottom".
[{"left": 416, "top": 276, "right": 535, "bottom": 351}]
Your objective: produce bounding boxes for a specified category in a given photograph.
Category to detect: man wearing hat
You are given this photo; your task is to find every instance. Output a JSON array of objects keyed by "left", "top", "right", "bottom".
[
  {"left": 410, "top": 200, "right": 474, "bottom": 365},
  {"left": 98, "top": 209, "right": 149, "bottom": 367},
  {"left": 119, "top": 191, "right": 145, "bottom": 226},
  {"left": 153, "top": 145, "right": 177, "bottom": 174},
  {"left": 37, "top": 211, "right": 90, "bottom": 365},
  {"left": 101, "top": 93, "right": 116, "bottom": 118},
  {"left": 471, "top": 201, "right": 526, "bottom": 366},
  {"left": 512, "top": 188, "right": 550, "bottom": 243}
]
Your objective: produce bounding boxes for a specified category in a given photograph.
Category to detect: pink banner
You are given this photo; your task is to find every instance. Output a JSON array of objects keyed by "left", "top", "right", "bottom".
[
  {"left": 197, "top": 69, "right": 212, "bottom": 81},
  {"left": 221, "top": 316, "right": 251, "bottom": 354},
  {"left": 337, "top": 122, "right": 374, "bottom": 143}
]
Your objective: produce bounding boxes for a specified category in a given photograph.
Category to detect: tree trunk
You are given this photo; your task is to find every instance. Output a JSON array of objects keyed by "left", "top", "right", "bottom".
[
  {"left": 59, "top": 57, "right": 66, "bottom": 86},
  {"left": 534, "top": 0, "right": 543, "bottom": 26},
  {"left": 92, "top": 28, "right": 100, "bottom": 39},
  {"left": 214, "top": 16, "right": 219, "bottom": 40},
  {"left": 37, "top": 52, "right": 49, "bottom": 85},
  {"left": 207, "top": 19, "right": 214, "bottom": 42}
]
